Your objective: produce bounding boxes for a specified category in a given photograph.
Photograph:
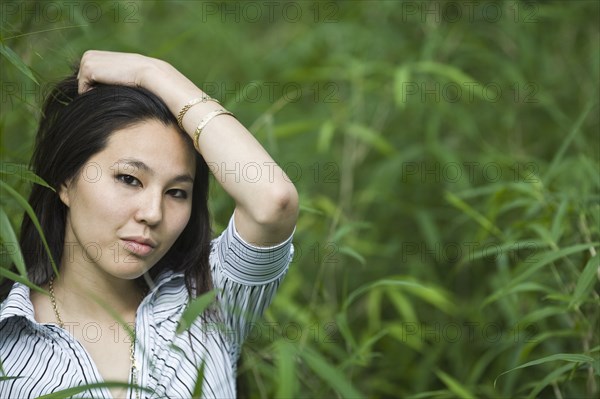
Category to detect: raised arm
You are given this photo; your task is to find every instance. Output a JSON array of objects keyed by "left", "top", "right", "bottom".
[{"left": 77, "top": 50, "right": 299, "bottom": 246}]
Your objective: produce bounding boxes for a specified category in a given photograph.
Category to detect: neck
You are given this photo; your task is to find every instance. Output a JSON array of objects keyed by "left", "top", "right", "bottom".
[{"left": 51, "top": 257, "right": 145, "bottom": 324}]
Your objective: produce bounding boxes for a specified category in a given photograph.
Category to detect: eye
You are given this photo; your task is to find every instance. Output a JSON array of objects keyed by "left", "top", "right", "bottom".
[
  {"left": 116, "top": 174, "right": 141, "bottom": 187},
  {"left": 168, "top": 189, "right": 189, "bottom": 199}
]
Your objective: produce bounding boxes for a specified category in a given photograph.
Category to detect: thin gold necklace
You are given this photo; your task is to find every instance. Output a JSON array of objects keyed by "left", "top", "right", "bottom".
[{"left": 49, "top": 275, "right": 142, "bottom": 399}]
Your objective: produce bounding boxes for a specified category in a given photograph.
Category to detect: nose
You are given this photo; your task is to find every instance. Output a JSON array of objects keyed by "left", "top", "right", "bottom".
[{"left": 134, "top": 190, "right": 163, "bottom": 226}]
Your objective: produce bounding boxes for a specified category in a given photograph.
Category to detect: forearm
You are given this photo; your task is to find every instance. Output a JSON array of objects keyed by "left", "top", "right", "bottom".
[{"left": 144, "top": 60, "right": 298, "bottom": 244}]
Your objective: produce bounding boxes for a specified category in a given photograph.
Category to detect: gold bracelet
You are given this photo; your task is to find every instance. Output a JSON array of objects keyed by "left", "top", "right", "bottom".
[
  {"left": 177, "top": 96, "right": 220, "bottom": 130},
  {"left": 193, "top": 109, "right": 235, "bottom": 152}
]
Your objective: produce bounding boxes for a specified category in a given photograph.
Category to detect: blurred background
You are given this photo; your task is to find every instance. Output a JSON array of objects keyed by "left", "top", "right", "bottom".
[{"left": 1, "top": 1, "right": 599, "bottom": 398}]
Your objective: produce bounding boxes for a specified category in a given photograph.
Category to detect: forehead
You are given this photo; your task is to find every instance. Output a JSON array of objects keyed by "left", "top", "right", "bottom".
[{"left": 99, "top": 120, "right": 196, "bottom": 177}]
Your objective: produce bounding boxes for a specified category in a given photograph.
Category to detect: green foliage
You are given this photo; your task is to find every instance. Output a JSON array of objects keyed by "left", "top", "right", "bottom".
[
  {"left": 177, "top": 290, "right": 217, "bottom": 334},
  {"left": 1, "top": 1, "right": 599, "bottom": 398}
]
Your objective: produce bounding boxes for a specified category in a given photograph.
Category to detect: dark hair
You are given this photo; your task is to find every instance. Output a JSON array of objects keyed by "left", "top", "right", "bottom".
[{"left": 0, "top": 73, "right": 212, "bottom": 300}]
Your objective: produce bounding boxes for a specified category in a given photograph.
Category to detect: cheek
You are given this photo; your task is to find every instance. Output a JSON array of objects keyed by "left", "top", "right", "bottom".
[
  {"left": 68, "top": 183, "right": 120, "bottom": 228},
  {"left": 168, "top": 204, "right": 193, "bottom": 238}
]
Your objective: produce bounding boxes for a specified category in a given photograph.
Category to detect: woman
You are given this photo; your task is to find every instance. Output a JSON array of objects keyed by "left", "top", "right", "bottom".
[{"left": 0, "top": 50, "right": 298, "bottom": 398}]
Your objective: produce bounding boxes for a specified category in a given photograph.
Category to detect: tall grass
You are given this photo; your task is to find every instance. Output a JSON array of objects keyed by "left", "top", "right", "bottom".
[{"left": 1, "top": 1, "right": 599, "bottom": 398}]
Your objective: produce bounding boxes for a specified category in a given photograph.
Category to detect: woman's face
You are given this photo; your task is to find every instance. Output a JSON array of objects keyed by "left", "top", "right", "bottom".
[{"left": 59, "top": 119, "right": 196, "bottom": 280}]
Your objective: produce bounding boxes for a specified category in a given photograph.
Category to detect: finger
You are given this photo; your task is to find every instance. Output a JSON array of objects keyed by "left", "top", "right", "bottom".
[
  {"left": 77, "top": 50, "right": 95, "bottom": 93},
  {"left": 78, "top": 77, "right": 90, "bottom": 94},
  {"left": 77, "top": 66, "right": 96, "bottom": 94}
]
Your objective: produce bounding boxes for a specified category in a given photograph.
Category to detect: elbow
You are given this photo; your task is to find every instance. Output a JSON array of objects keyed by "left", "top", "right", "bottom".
[{"left": 254, "top": 183, "right": 299, "bottom": 227}]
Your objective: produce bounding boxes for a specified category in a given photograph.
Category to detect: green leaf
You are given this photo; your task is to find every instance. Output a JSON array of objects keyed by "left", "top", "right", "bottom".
[
  {"left": 334, "top": 312, "right": 358, "bottom": 351},
  {"left": 367, "top": 288, "right": 383, "bottom": 332},
  {"left": 340, "top": 328, "right": 390, "bottom": 368},
  {"left": 332, "top": 222, "right": 372, "bottom": 242},
  {"left": 0, "top": 207, "right": 26, "bottom": 277},
  {"left": 176, "top": 290, "right": 217, "bottom": 334},
  {"left": 525, "top": 363, "right": 574, "bottom": 399},
  {"left": 494, "top": 353, "right": 595, "bottom": 387},
  {"left": 0, "top": 267, "right": 46, "bottom": 295},
  {"left": 393, "top": 65, "right": 411, "bottom": 108},
  {"left": 550, "top": 199, "right": 568, "bottom": 243},
  {"left": 274, "top": 120, "right": 321, "bottom": 138},
  {"left": 415, "top": 210, "right": 441, "bottom": 253},
  {"left": 388, "top": 323, "right": 423, "bottom": 351},
  {"left": 411, "top": 61, "right": 484, "bottom": 99},
  {"left": 386, "top": 289, "right": 418, "bottom": 323},
  {"left": 0, "top": 376, "right": 23, "bottom": 381},
  {"left": 317, "top": 120, "right": 335, "bottom": 153},
  {"left": 435, "top": 369, "right": 475, "bottom": 399},
  {"left": 275, "top": 340, "right": 298, "bottom": 398},
  {"left": 511, "top": 243, "right": 599, "bottom": 287},
  {"left": 0, "top": 180, "right": 58, "bottom": 276},
  {"left": 460, "top": 240, "right": 547, "bottom": 267},
  {"left": 569, "top": 254, "right": 599, "bottom": 309},
  {"left": 517, "top": 306, "right": 568, "bottom": 326},
  {"left": 299, "top": 202, "right": 324, "bottom": 215},
  {"left": 345, "top": 123, "right": 396, "bottom": 156},
  {"left": 342, "top": 277, "right": 455, "bottom": 315},
  {"left": 299, "top": 346, "right": 365, "bottom": 399},
  {"left": 339, "top": 246, "right": 366, "bottom": 265},
  {"left": 445, "top": 191, "right": 504, "bottom": 239},
  {"left": 191, "top": 359, "right": 206, "bottom": 399},
  {"left": 0, "top": 164, "right": 54, "bottom": 190},
  {"left": 0, "top": 41, "right": 39, "bottom": 85},
  {"left": 342, "top": 279, "right": 425, "bottom": 310},
  {"left": 402, "top": 283, "right": 456, "bottom": 314},
  {"left": 406, "top": 390, "right": 457, "bottom": 399},
  {"left": 528, "top": 223, "right": 557, "bottom": 248},
  {"left": 544, "top": 100, "right": 594, "bottom": 183},
  {"left": 482, "top": 282, "right": 555, "bottom": 308}
]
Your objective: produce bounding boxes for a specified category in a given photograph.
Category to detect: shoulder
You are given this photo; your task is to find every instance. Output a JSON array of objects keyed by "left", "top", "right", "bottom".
[
  {"left": 1, "top": 283, "right": 50, "bottom": 349},
  {"left": 1, "top": 282, "right": 35, "bottom": 323}
]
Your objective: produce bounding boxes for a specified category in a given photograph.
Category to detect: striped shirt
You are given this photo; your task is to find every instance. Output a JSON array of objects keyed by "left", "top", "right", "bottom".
[{"left": 0, "top": 214, "right": 294, "bottom": 398}]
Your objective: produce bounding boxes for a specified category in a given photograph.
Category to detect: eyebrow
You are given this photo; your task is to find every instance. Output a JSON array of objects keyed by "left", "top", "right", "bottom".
[{"left": 115, "top": 158, "right": 194, "bottom": 184}]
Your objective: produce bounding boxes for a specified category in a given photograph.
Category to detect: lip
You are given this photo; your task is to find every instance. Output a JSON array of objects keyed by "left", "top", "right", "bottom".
[{"left": 120, "top": 236, "right": 157, "bottom": 257}]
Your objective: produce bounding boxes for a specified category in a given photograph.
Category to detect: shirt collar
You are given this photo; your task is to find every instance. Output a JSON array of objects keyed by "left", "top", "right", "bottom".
[
  {"left": 0, "top": 270, "right": 187, "bottom": 326},
  {"left": 147, "top": 270, "right": 189, "bottom": 325},
  {"left": 146, "top": 269, "right": 184, "bottom": 293},
  {"left": 0, "top": 282, "right": 36, "bottom": 324}
]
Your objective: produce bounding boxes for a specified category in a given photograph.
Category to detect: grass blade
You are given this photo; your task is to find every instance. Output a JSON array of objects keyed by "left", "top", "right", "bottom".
[
  {"left": 445, "top": 191, "right": 504, "bottom": 239},
  {"left": 177, "top": 290, "right": 217, "bottom": 334},
  {"left": 543, "top": 100, "right": 594, "bottom": 183},
  {"left": 0, "top": 207, "right": 26, "bottom": 277},
  {"left": 0, "top": 180, "right": 58, "bottom": 276},
  {"left": 394, "top": 65, "right": 411, "bottom": 108},
  {"left": 0, "top": 164, "right": 54, "bottom": 190},
  {"left": 494, "top": 353, "right": 595, "bottom": 387},
  {"left": 346, "top": 123, "right": 396, "bottom": 156},
  {"left": 191, "top": 359, "right": 206, "bottom": 399},
  {"left": 435, "top": 369, "right": 475, "bottom": 399},
  {"left": 0, "top": 267, "right": 46, "bottom": 294},
  {"left": 0, "top": 41, "right": 39, "bottom": 84},
  {"left": 275, "top": 341, "right": 298, "bottom": 398},
  {"left": 569, "top": 254, "right": 599, "bottom": 309},
  {"left": 511, "top": 243, "right": 599, "bottom": 287},
  {"left": 299, "top": 345, "right": 364, "bottom": 399},
  {"left": 412, "top": 62, "right": 483, "bottom": 99},
  {"left": 525, "top": 363, "right": 574, "bottom": 399}
]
